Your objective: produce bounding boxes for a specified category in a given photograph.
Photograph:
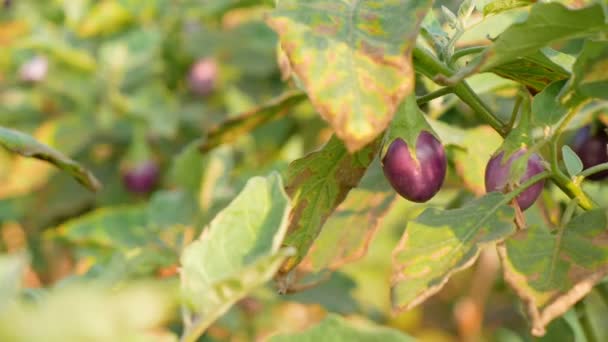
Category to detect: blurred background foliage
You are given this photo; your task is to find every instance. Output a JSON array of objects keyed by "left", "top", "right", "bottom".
[{"left": 0, "top": 0, "right": 606, "bottom": 341}]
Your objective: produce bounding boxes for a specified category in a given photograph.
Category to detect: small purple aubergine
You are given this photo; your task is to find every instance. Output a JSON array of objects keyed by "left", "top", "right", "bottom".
[
  {"left": 484, "top": 150, "right": 545, "bottom": 210},
  {"left": 382, "top": 131, "right": 447, "bottom": 203},
  {"left": 122, "top": 161, "right": 159, "bottom": 194},
  {"left": 188, "top": 58, "right": 218, "bottom": 96},
  {"left": 572, "top": 125, "right": 608, "bottom": 181}
]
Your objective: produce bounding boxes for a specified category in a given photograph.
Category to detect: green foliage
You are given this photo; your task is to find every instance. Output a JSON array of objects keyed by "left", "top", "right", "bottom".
[
  {"left": 2, "top": 0, "right": 608, "bottom": 340},
  {"left": 392, "top": 193, "right": 515, "bottom": 310},
  {"left": 500, "top": 209, "right": 608, "bottom": 335},
  {"left": 269, "top": 314, "right": 415, "bottom": 342}
]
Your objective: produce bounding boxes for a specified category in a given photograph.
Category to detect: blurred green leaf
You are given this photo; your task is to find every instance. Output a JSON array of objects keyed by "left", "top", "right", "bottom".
[
  {"left": 78, "top": 0, "right": 132, "bottom": 38},
  {"left": 392, "top": 193, "right": 514, "bottom": 311},
  {"left": 180, "top": 173, "right": 293, "bottom": 340},
  {"left": 453, "top": 126, "right": 502, "bottom": 195},
  {"left": 0, "top": 282, "right": 177, "bottom": 342},
  {"left": 0, "top": 126, "right": 100, "bottom": 192},
  {"left": 269, "top": 314, "right": 415, "bottom": 342},
  {"left": 499, "top": 209, "right": 608, "bottom": 336},
  {"left": 267, "top": 0, "right": 433, "bottom": 151},
  {"left": 562, "top": 145, "right": 583, "bottom": 177},
  {"left": 481, "top": 3, "right": 607, "bottom": 71},
  {"left": 278, "top": 135, "right": 377, "bottom": 279},
  {"left": 581, "top": 289, "right": 608, "bottom": 341},
  {"left": 200, "top": 90, "right": 307, "bottom": 152},
  {"left": 0, "top": 254, "right": 26, "bottom": 313},
  {"left": 561, "top": 39, "right": 608, "bottom": 105}
]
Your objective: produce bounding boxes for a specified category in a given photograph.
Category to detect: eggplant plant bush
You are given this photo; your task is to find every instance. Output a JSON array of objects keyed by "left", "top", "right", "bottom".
[{"left": 0, "top": 0, "right": 608, "bottom": 341}]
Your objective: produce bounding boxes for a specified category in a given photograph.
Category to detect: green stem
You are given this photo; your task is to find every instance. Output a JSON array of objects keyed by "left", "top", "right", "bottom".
[
  {"left": 560, "top": 198, "right": 579, "bottom": 227},
  {"left": 580, "top": 162, "right": 608, "bottom": 179},
  {"left": 504, "top": 171, "right": 551, "bottom": 204},
  {"left": 450, "top": 46, "right": 486, "bottom": 64},
  {"left": 507, "top": 95, "right": 523, "bottom": 131},
  {"left": 416, "top": 87, "right": 454, "bottom": 106},
  {"left": 413, "top": 46, "right": 508, "bottom": 136}
]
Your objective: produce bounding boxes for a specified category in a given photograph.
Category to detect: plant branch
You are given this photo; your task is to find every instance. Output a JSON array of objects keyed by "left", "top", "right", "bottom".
[
  {"left": 580, "top": 162, "right": 608, "bottom": 179},
  {"left": 450, "top": 46, "right": 486, "bottom": 64},
  {"left": 413, "top": 46, "right": 508, "bottom": 136},
  {"left": 416, "top": 87, "right": 454, "bottom": 106}
]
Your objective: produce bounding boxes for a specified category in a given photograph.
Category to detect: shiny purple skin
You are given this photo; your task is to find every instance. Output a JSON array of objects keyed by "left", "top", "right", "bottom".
[
  {"left": 122, "top": 161, "right": 159, "bottom": 194},
  {"left": 572, "top": 125, "right": 608, "bottom": 180},
  {"left": 188, "top": 58, "right": 218, "bottom": 96},
  {"left": 484, "top": 150, "right": 545, "bottom": 210},
  {"left": 382, "top": 132, "right": 447, "bottom": 203}
]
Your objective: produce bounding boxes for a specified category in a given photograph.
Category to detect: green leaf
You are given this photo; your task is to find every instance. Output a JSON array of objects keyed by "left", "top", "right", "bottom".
[
  {"left": 55, "top": 206, "right": 149, "bottom": 249},
  {"left": 532, "top": 80, "right": 569, "bottom": 127},
  {"left": 562, "top": 145, "right": 583, "bottom": 178},
  {"left": 0, "top": 254, "right": 26, "bottom": 313},
  {"left": 481, "top": 3, "right": 607, "bottom": 71},
  {"left": 581, "top": 289, "right": 608, "bottom": 342},
  {"left": 0, "top": 126, "right": 101, "bottom": 192},
  {"left": 392, "top": 193, "right": 515, "bottom": 311},
  {"left": 302, "top": 157, "right": 396, "bottom": 273},
  {"left": 483, "top": 0, "right": 534, "bottom": 16},
  {"left": 267, "top": 0, "right": 433, "bottom": 152},
  {"left": 269, "top": 314, "right": 415, "bottom": 342},
  {"left": 453, "top": 126, "right": 503, "bottom": 195},
  {"left": 499, "top": 209, "right": 608, "bottom": 336},
  {"left": 180, "top": 173, "right": 293, "bottom": 340},
  {"left": 0, "top": 282, "right": 176, "bottom": 341},
  {"left": 199, "top": 90, "right": 307, "bottom": 152},
  {"left": 490, "top": 50, "right": 571, "bottom": 92},
  {"left": 278, "top": 135, "right": 377, "bottom": 278},
  {"left": 561, "top": 39, "right": 608, "bottom": 105}
]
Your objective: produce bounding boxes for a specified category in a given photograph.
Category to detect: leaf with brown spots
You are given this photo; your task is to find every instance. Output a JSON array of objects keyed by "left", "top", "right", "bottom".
[
  {"left": 278, "top": 135, "right": 378, "bottom": 280},
  {"left": 266, "top": 0, "right": 433, "bottom": 152},
  {"left": 498, "top": 209, "right": 608, "bottom": 337},
  {"left": 392, "top": 192, "right": 515, "bottom": 312},
  {"left": 298, "top": 156, "right": 396, "bottom": 274}
]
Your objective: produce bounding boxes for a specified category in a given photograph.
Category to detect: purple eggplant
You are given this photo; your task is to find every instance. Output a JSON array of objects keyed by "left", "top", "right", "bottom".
[
  {"left": 382, "top": 131, "right": 447, "bottom": 203},
  {"left": 484, "top": 150, "right": 545, "bottom": 210},
  {"left": 188, "top": 58, "right": 218, "bottom": 96},
  {"left": 122, "top": 161, "right": 159, "bottom": 194},
  {"left": 572, "top": 125, "right": 608, "bottom": 180}
]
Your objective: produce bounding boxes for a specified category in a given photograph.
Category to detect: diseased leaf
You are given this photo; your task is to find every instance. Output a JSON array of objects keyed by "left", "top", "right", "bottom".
[
  {"left": 392, "top": 193, "right": 515, "bottom": 311},
  {"left": 299, "top": 157, "right": 396, "bottom": 273},
  {"left": 0, "top": 126, "right": 100, "bottom": 193},
  {"left": 490, "top": 50, "right": 571, "bottom": 92},
  {"left": 269, "top": 314, "right": 415, "bottom": 342},
  {"left": 499, "top": 209, "right": 608, "bottom": 336},
  {"left": 480, "top": 3, "right": 607, "bottom": 71},
  {"left": 180, "top": 173, "right": 293, "bottom": 339},
  {"left": 278, "top": 135, "right": 377, "bottom": 278},
  {"left": 267, "top": 0, "right": 433, "bottom": 152},
  {"left": 561, "top": 39, "right": 608, "bottom": 105},
  {"left": 532, "top": 80, "right": 569, "bottom": 127},
  {"left": 453, "top": 126, "right": 503, "bottom": 196},
  {"left": 561, "top": 146, "right": 583, "bottom": 178},
  {"left": 199, "top": 91, "right": 307, "bottom": 152}
]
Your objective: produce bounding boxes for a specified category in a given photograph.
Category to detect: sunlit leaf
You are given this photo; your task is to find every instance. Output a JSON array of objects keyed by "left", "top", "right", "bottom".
[
  {"left": 180, "top": 173, "right": 293, "bottom": 340},
  {"left": 483, "top": 0, "right": 534, "bottom": 16},
  {"left": 499, "top": 209, "right": 608, "bottom": 336},
  {"left": 392, "top": 193, "right": 515, "bottom": 311},
  {"left": 267, "top": 0, "right": 433, "bottom": 151},
  {"left": 490, "top": 50, "right": 571, "bottom": 92},
  {"left": 269, "top": 314, "right": 415, "bottom": 342}
]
